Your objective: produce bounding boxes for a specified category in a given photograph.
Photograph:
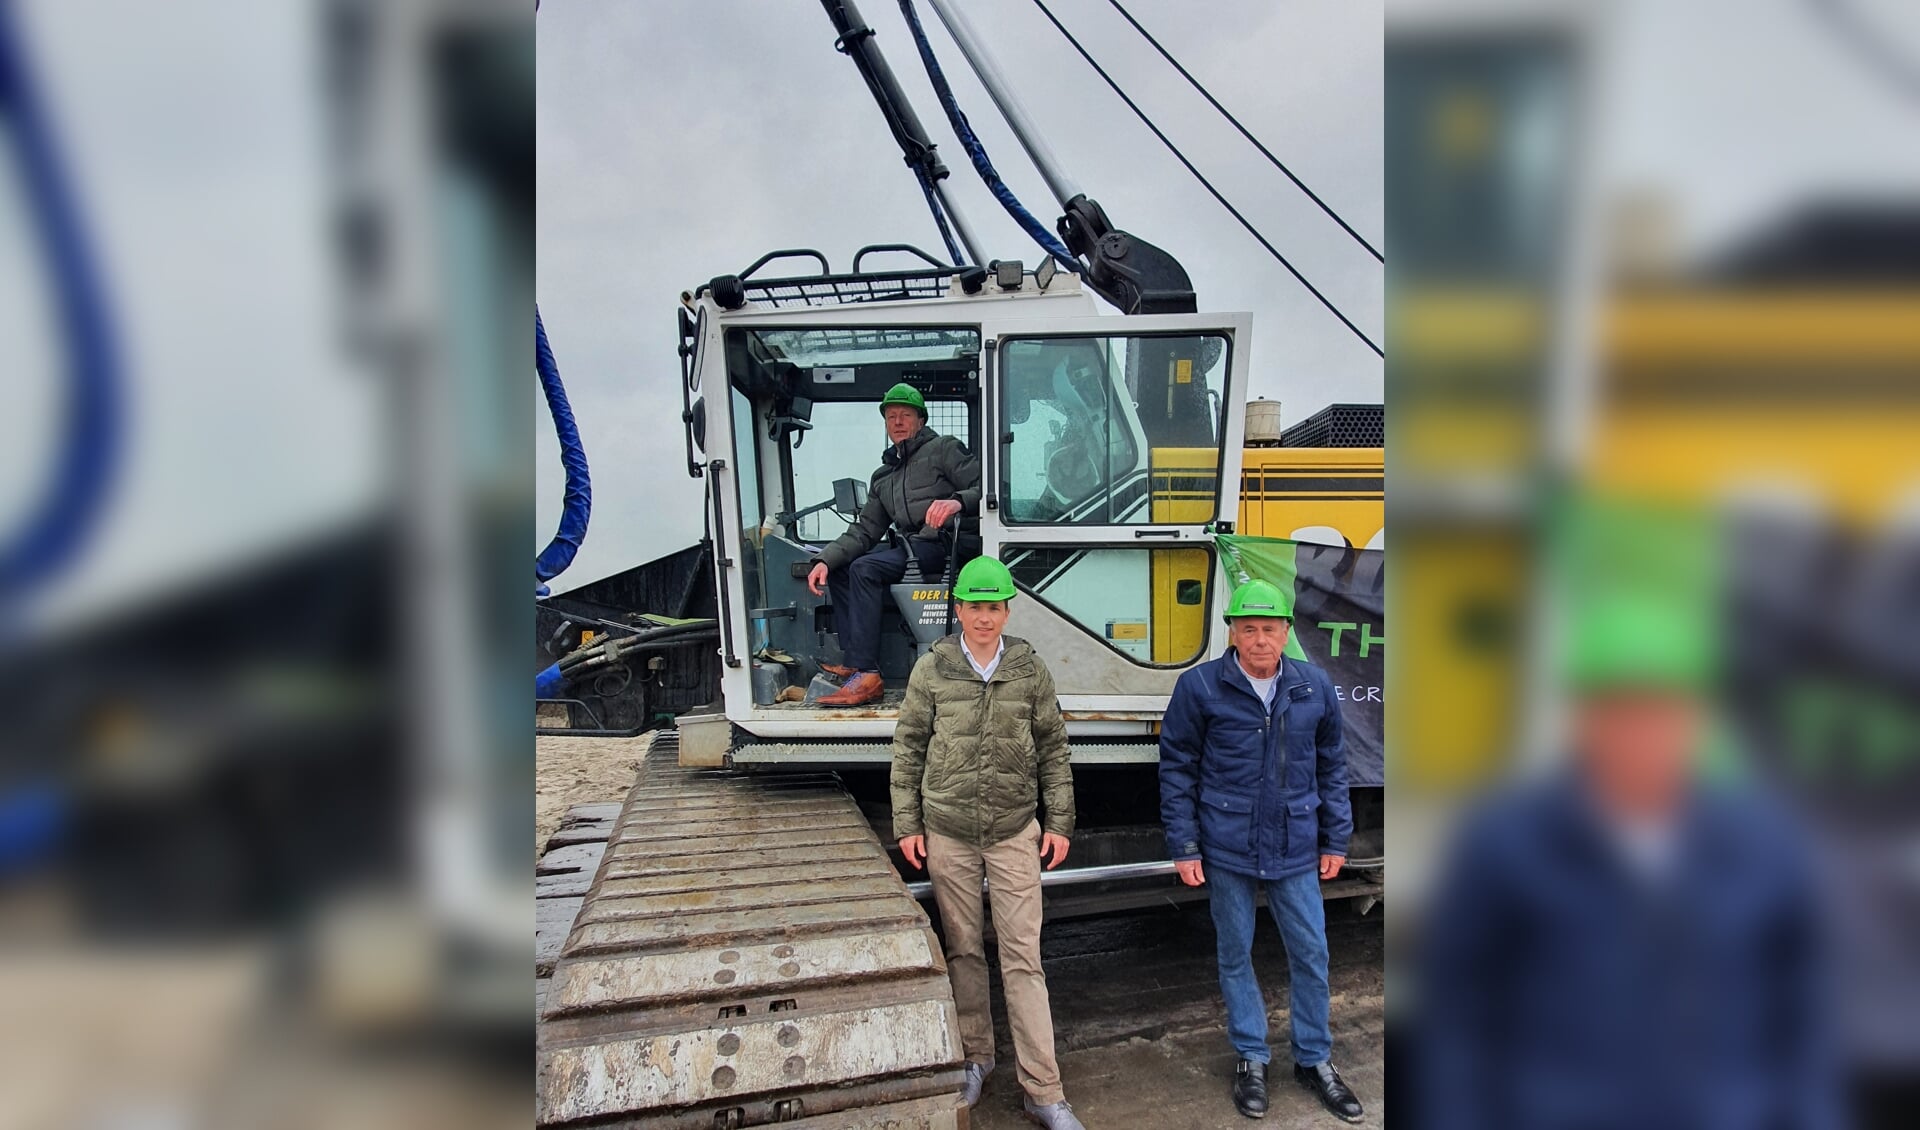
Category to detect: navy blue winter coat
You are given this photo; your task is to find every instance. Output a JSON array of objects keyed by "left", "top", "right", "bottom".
[
  {"left": 1158, "top": 650, "right": 1352, "bottom": 879},
  {"left": 1415, "top": 775, "right": 1838, "bottom": 1130}
]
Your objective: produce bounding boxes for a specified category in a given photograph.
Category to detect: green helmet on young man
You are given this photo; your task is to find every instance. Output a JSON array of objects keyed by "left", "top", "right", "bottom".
[
  {"left": 953, "top": 556, "right": 1016, "bottom": 602},
  {"left": 1222, "top": 578, "right": 1292, "bottom": 622},
  {"left": 879, "top": 382, "right": 927, "bottom": 418}
]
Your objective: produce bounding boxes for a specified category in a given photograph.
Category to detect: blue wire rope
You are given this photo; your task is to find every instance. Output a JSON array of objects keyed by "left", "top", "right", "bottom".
[
  {"left": 915, "top": 165, "right": 966, "bottom": 265},
  {"left": 897, "top": 0, "right": 1078, "bottom": 269},
  {"left": 0, "top": 0, "right": 121, "bottom": 606}
]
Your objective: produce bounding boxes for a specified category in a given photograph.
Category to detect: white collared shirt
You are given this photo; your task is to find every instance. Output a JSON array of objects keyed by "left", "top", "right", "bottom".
[
  {"left": 1604, "top": 811, "right": 1683, "bottom": 884},
  {"left": 963, "top": 635, "right": 1006, "bottom": 682}
]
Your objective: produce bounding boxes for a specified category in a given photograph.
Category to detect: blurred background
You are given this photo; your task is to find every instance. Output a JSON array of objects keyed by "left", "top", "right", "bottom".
[
  {"left": 1387, "top": 0, "right": 1919, "bottom": 1124},
  {"left": 7, "top": 0, "right": 1920, "bottom": 1123},
  {"left": 0, "top": 0, "right": 528, "bottom": 1125}
]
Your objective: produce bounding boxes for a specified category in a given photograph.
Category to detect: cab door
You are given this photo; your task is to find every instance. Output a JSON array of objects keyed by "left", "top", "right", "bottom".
[{"left": 979, "top": 313, "right": 1251, "bottom": 708}]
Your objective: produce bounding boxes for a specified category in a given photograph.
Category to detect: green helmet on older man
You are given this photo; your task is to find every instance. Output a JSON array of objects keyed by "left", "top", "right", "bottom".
[
  {"left": 1554, "top": 494, "right": 1718, "bottom": 693},
  {"left": 879, "top": 382, "right": 927, "bottom": 419},
  {"left": 1223, "top": 578, "right": 1292, "bottom": 622},
  {"left": 953, "top": 556, "right": 1016, "bottom": 603},
  {"left": 1564, "top": 589, "right": 1714, "bottom": 692}
]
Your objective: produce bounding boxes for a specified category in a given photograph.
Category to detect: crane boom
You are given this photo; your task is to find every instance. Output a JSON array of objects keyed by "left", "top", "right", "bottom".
[
  {"left": 823, "top": 0, "right": 1196, "bottom": 314},
  {"left": 818, "top": 0, "right": 984, "bottom": 265}
]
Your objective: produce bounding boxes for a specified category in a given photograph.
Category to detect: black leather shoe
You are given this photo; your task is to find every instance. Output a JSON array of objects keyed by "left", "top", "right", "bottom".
[
  {"left": 1294, "top": 1062, "right": 1364, "bottom": 1122},
  {"left": 1232, "top": 1059, "right": 1268, "bottom": 1119}
]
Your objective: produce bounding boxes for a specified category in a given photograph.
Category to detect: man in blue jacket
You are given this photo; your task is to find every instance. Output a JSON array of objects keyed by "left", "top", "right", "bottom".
[
  {"left": 1160, "top": 578, "right": 1363, "bottom": 1122},
  {"left": 1413, "top": 590, "right": 1838, "bottom": 1130}
]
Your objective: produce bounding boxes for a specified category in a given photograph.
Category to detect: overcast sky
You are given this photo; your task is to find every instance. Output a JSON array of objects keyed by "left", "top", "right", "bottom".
[
  {"left": 6, "top": 0, "right": 371, "bottom": 630},
  {"left": 536, "top": 0, "right": 1385, "bottom": 590},
  {"left": 1599, "top": 0, "right": 1920, "bottom": 259},
  {"left": 8, "top": 1, "right": 1912, "bottom": 625}
]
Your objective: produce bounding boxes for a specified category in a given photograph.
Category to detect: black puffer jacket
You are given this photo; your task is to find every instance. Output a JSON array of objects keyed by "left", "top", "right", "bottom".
[{"left": 815, "top": 426, "right": 981, "bottom": 571}]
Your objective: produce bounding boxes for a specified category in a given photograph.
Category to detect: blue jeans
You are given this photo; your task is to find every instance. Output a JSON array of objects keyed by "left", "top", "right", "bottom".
[{"left": 1209, "top": 865, "right": 1333, "bottom": 1066}]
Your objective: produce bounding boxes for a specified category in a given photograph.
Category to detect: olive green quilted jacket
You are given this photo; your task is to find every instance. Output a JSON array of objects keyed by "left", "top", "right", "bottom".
[{"left": 890, "top": 635, "right": 1074, "bottom": 847}]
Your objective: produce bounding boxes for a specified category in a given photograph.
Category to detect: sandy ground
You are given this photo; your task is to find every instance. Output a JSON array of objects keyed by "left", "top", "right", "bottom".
[{"left": 534, "top": 732, "right": 650, "bottom": 857}]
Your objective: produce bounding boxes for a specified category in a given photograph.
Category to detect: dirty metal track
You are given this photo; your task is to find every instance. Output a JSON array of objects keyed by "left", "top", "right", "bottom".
[{"left": 537, "top": 731, "right": 967, "bottom": 1129}]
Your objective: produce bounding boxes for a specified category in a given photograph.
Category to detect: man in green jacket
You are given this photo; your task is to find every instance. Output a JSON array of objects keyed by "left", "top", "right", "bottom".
[
  {"left": 807, "top": 383, "right": 980, "bottom": 706},
  {"left": 891, "top": 556, "right": 1083, "bottom": 1129}
]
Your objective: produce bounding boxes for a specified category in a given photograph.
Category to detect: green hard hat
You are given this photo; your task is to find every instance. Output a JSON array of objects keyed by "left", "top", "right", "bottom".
[
  {"left": 879, "top": 383, "right": 927, "bottom": 417},
  {"left": 1223, "top": 578, "right": 1292, "bottom": 622},
  {"left": 1564, "top": 589, "right": 1714, "bottom": 692},
  {"left": 953, "top": 556, "right": 1016, "bottom": 602},
  {"left": 1553, "top": 494, "right": 1718, "bottom": 693}
]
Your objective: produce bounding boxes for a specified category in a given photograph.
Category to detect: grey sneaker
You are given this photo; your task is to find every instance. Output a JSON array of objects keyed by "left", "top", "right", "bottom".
[
  {"left": 960, "top": 1060, "right": 994, "bottom": 1108},
  {"left": 1021, "top": 1098, "right": 1087, "bottom": 1130}
]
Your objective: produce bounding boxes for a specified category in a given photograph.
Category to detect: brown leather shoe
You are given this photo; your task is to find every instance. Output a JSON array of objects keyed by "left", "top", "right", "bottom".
[
  {"left": 818, "top": 662, "right": 858, "bottom": 678},
  {"left": 818, "top": 671, "right": 884, "bottom": 706}
]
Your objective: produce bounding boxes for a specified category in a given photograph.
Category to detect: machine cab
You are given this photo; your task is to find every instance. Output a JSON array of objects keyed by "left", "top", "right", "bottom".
[{"left": 680, "top": 250, "right": 1249, "bottom": 759}]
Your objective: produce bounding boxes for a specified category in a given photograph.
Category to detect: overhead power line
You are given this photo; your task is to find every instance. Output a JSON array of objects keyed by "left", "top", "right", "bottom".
[
  {"left": 1028, "top": 0, "right": 1382, "bottom": 357},
  {"left": 1102, "top": 0, "right": 1383, "bottom": 262},
  {"left": 1805, "top": 0, "right": 1920, "bottom": 104}
]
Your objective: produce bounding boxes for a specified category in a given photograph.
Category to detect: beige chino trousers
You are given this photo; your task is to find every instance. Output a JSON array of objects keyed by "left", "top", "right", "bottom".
[{"left": 925, "top": 818, "right": 1064, "bottom": 1106}]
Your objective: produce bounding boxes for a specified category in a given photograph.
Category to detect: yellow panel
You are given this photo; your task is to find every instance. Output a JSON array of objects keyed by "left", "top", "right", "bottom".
[
  {"left": 1591, "top": 407, "right": 1920, "bottom": 529},
  {"left": 1240, "top": 448, "right": 1386, "bottom": 472},
  {"left": 1396, "top": 288, "right": 1547, "bottom": 362},
  {"left": 1392, "top": 530, "right": 1529, "bottom": 792},
  {"left": 1607, "top": 292, "right": 1920, "bottom": 365},
  {"left": 1237, "top": 447, "right": 1384, "bottom": 546},
  {"left": 1150, "top": 448, "right": 1219, "bottom": 662},
  {"left": 1591, "top": 288, "right": 1920, "bottom": 531},
  {"left": 1395, "top": 405, "right": 1536, "bottom": 477},
  {"left": 1149, "top": 447, "right": 1219, "bottom": 524},
  {"left": 1150, "top": 547, "right": 1209, "bottom": 664},
  {"left": 1107, "top": 621, "right": 1148, "bottom": 641}
]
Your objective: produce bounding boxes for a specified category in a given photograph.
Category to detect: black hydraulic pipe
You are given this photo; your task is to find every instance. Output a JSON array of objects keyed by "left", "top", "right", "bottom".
[
  {"left": 557, "top": 620, "right": 720, "bottom": 673},
  {"left": 821, "top": 0, "right": 948, "bottom": 187},
  {"left": 820, "top": 0, "right": 977, "bottom": 262}
]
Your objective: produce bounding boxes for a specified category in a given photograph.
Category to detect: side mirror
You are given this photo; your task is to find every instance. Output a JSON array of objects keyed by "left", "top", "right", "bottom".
[
  {"left": 788, "top": 395, "right": 813, "bottom": 423},
  {"left": 832, "top": 477, "right": 867, "bottom": 516}
]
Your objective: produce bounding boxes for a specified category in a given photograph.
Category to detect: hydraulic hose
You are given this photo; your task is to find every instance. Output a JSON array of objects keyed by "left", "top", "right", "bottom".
[
  {"left": 0, "top": 0, "right": 121, "bottom": 609},
  {"left": 535, "top": 306, "right": 591, "bottom": 590}
]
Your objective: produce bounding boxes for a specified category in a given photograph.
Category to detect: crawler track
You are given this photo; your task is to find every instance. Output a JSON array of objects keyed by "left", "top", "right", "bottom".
[{"left": 537, "top": 732, "right": 967, "bottom": 1129}]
